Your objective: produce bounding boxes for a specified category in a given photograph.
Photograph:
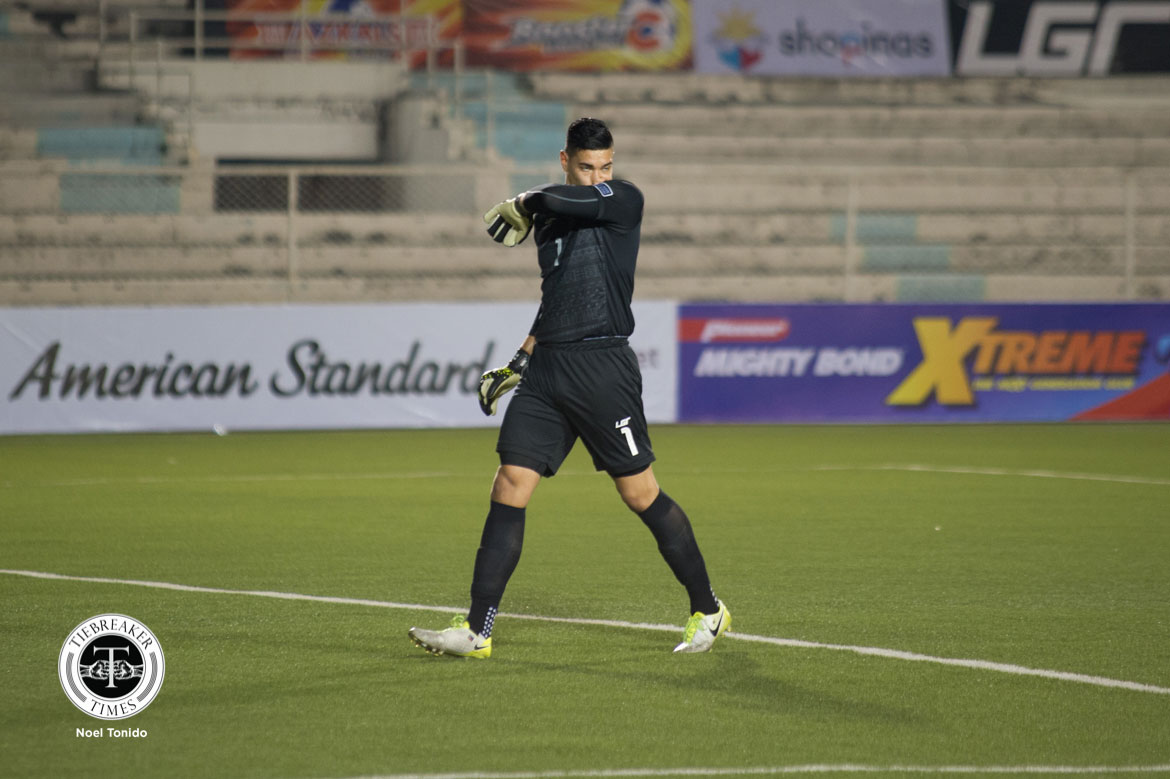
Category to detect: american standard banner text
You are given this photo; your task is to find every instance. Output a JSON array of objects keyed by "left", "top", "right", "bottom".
[
  {"left": 1, "top": 303, "right": 677, "bottom": 434},
  {"left": 10, "top": 339, "right": 490, "bottom": 401}
]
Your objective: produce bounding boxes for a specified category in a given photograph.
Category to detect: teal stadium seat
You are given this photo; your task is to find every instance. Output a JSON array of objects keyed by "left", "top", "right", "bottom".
[{"left": 36, "top": 127, "right": 179, "bottom": 213}]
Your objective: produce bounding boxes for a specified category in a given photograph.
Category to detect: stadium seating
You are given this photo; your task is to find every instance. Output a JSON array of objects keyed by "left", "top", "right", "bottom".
[
  {"left": 537, "top": 71, "right": 1170, "bottom": 302},
  {"left": 1, "top": 0, "right": 1168, "bottom": 305}
]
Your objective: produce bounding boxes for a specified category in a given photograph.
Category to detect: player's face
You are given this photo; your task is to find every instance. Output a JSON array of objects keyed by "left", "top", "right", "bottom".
[{"left": 561, "top": 147, "right": 615, "bottom": 187}]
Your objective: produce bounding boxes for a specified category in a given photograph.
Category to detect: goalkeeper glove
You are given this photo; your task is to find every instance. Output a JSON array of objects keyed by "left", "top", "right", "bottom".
[
  {"left": 484, "top": 196, "right": 532, "bottom": 247},
  {"left": 478, "top": 349, "right": 530, "bottom": 416}
]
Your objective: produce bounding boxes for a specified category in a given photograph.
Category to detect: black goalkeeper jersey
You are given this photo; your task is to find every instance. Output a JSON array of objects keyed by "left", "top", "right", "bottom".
[{"left": 521, "top": 179, "right": 644, "bottom": 345}]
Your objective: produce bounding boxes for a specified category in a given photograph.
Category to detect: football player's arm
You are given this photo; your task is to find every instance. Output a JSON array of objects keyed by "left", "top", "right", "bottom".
[{"left": 521, "top": 181, "right": 642, "bottom": 228}]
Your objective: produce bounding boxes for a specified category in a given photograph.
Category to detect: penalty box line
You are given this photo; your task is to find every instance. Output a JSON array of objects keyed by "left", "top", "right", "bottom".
[{"left": 3, "top": 568, "right": 1169, "bottom": 697}]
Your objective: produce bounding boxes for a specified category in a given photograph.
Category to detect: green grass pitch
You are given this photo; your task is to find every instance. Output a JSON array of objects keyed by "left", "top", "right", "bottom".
[{"left": 2, "top": 423, "right": 1168, "bottom": 778}]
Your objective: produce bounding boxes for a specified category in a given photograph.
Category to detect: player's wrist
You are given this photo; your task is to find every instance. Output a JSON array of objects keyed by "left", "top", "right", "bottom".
[
  {"left": 512, "top": 195, "right": 530, "bottom": 218},
  {"left": 507, "top": 349, "right": 530, "bottom": 374}
]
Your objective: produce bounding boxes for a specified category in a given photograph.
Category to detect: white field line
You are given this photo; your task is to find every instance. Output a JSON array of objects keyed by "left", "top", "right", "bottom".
[
  {"left": 3, "top": 569, "right": 1168, "bottom": 697},
  {"left": 4, "top": 464, "right": 1169, "bottom": 490},
  {"left": 0, "top": 470, "right": 461, "bottom": 488},
  {"left": 814, "top": 464, "right": 1170, "bottom": 488},
  {"left": 339, "top": 765, "right": 1170, "bottom": 778}
]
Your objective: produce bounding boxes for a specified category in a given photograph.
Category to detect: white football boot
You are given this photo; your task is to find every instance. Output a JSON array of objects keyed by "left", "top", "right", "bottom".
[
  {"left": 409, "top": 616, "right": 492, "bottom": 659},
  {"left": 673, "top": 602, "right": 731, "bottom": 653}
]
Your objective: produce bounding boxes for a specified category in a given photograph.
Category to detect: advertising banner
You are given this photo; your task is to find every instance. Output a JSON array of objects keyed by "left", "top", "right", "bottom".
[
  {"left": 224, "top": 0, "right": 460, "bottom": 64},
  {"left": 678, "top": 303, "right": 1170, "bottom": 423},
  {"left": 462, "top": 0, "right": 692, "bottom": 71},
  {"left": 692, "top": 0, "right": 951, "bottom": 76},
  {"left": 1, "top": 302, "right": 677, "bottom": 435},
  {"left": 952, "top": 1, "right": 1170, "bottom": 76}
]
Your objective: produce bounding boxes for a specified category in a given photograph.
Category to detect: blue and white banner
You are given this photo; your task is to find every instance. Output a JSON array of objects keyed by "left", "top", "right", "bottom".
[
  {"left": 0, "top": 302, "right": 677, "bottom": 434},
  {"left": 692, "top": 0, "right": 951, "bottom": 76},
  {"left": 678, "top": 303, "right": 1170, "bottom": 423}
]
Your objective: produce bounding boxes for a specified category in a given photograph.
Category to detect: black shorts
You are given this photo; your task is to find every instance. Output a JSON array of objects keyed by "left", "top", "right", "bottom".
[{"left": 496, "top": 340, "right": 656, "bottom": 478}]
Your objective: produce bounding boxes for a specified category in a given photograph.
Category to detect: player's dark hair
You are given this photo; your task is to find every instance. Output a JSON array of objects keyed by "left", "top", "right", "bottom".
[{"left": 565, "top": 117, "right": 613, "bottom": 156}]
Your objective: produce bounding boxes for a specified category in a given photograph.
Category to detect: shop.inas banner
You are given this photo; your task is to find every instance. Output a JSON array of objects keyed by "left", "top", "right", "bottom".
[
  {"left": 692, "top": 0, "right": 951, "bottom": 76},
  {"left": 679, "top": 303, "right": 1170, "bottom": 423},
  {"left": 462, "top": 0, "right": 692, "bottom": 71}
]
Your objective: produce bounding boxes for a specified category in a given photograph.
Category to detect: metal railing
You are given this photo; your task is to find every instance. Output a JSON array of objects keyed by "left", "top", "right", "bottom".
[{"left": 1, "top": 160, "right": 1166, "bottom": 303}]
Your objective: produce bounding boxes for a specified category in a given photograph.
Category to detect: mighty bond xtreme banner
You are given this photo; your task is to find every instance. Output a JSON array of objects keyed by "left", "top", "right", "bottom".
[
  {"left": 1, "top": 303, "right": 677, "bottom": 434},
  {"left": 679, "top": 303, "right": 1170, "bottom": 423}
]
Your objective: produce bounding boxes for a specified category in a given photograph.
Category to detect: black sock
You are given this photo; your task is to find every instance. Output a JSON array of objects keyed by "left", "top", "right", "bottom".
[
  {"left": 638, "top": 491, "right": 719, "bottom": 615},
  {"left": 468, "top": 501, "right": 525, "bottom": 638}
]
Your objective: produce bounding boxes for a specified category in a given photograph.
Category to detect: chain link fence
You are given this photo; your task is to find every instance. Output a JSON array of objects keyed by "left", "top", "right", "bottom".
[{"left": 213, "top": 168, "right": 478, "bottom": 213}]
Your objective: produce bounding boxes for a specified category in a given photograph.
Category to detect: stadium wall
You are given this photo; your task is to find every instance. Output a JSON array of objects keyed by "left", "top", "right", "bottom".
[{"left": 2, "top": 301, "right": 1168, "bottom": 435}]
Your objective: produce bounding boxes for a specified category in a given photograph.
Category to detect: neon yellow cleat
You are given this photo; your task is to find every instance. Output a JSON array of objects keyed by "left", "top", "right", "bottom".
[
  {"left": 409, "top": 615, "right": 492, "bottom": 659},
  {"left": 673, "top": 602, "right": 731, "bottom": 653}
]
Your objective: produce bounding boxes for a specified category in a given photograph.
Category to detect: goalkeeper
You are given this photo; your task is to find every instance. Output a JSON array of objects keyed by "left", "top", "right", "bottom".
[{"left": 409, "top": 118, "right": 729, "bottom": 658}]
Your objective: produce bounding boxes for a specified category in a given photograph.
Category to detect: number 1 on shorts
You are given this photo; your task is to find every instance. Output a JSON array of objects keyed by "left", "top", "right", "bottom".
[{"left": 615, "top": 417, "right": 639, "bottom": 456}]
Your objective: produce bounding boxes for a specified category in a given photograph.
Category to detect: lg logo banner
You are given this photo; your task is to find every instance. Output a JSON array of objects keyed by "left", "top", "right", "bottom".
[{"left": 956, "top": 1, "right": 1170, "bottom": 76}]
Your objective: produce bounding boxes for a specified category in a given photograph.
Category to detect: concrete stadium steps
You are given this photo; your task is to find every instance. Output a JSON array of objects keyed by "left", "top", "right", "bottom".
[
  {"left": 9, "top": 271, "right": 1158, "bottom": 307},
  {"left": 622, "top": 165, "right": 1170, "bottom": 212},
  {"left": 0, "top": 245, "right": 290, "bottom": 277},
  {"left": 639, "top": 272, "right": 1167, "bottom": 303},
  {"left": 0, "top": 167, "right": 196, "bottom": 214},
  {"left": 635, "top": 274, "right": 851, "bottom": 303},
  {"left": 0, "top": 245, "right": 534, "bottom": 278},
  {"left": 295, "top": 247, "right": 534, "bottom": 276},
  {"left": 0, "top": 125, "right": 167, "bottom": 167},
  {"left": 639, "top": 245, "right": 1170, "bottom": 275},
  {"left": 587, "top": 103, "right": 1170, "bottom": 140},
  {"left": 0, "top": 128, "right": 40, "bottom": 159},
  {"left": 97, "top": 59, "right": 412, "bottom": 101},
  {"left": 0, "top": 213, "right": 497, "bottom": 246},
  {"left": 0, "top": 276, "right": 545, "bottom": 306},
  {"left": 0, "top": 213, "right": 288, "bottom": 246},
  {"left": 0, "top": 7, "right": 47, "bottom": 37},
  {"left": 642, "top": 212, "right": 1167, "bottom": 245},
  {"left": 0, "top": 56, "right": 96, "bottom": 95},
  {"left": 6, "top": 210, "right": 1166, "bottom": 249},
  {"left": 914, "top": 213, "right": 1170, "bottom": 244},
  {"left": 617, "top": 133, "right": 1170, "bottom": 167},
  {"left": 529, "top": 73, "right": 1170, "bottom": 108},
  {"left": 0, "top": 169, "right": 59, "bottom": 211},
  {"left": 0, "top": 35, "right": 102, "bottom": 62},
  {"left": 7, "top": 162, "right": 1164, "bottom": 217},
  {"left": 7, "top": 243, "right": 1166, "bottom": 282},
  {"left": 634, "top": 180, "right": 1162, "bottom": 213},
  {"left": 0, "top": 93, "right": 143, "bottom": 128},
  {"left": 643, "top": 212, "right": 828, "bottom": 244},
  {"left": 0, "top": 172, "right": 183, "bottom": 214}
]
